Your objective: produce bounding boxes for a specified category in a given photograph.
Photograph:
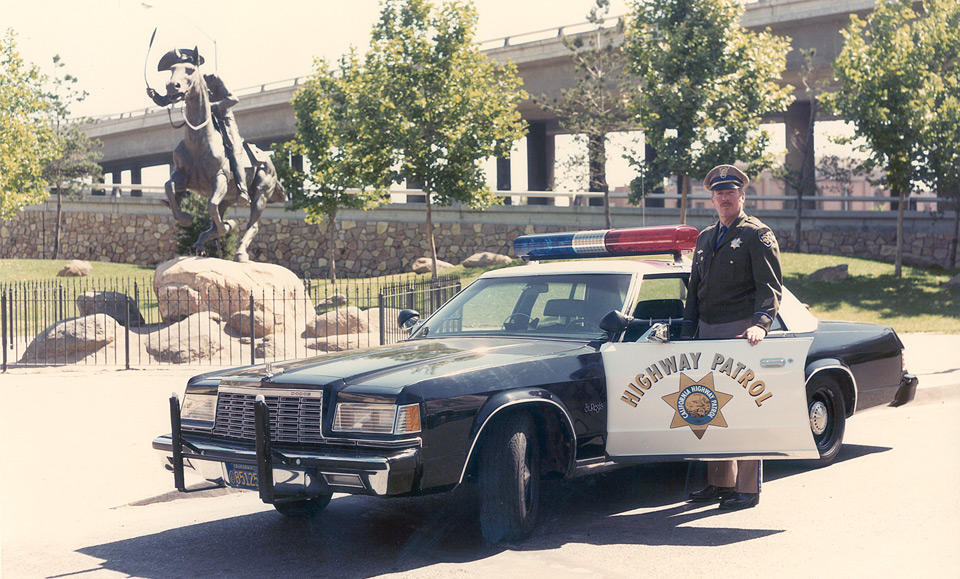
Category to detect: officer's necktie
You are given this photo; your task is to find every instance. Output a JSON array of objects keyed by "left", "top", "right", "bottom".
[{"left": 715, "top": 225, "right": 728, "bottom": 250}]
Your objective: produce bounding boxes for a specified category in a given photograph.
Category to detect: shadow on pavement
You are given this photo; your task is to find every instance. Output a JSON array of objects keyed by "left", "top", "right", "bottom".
[{"left": 77, "top": 450, "right": 886, "bottom": 578}]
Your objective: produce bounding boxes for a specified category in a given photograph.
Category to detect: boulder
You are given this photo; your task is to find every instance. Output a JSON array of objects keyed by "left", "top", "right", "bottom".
[
  {"left": 316, "top": 293, "right": 348, "bottom": 311},
  {"left": 76, "top": 291, "right": 145, "bottom": 326},
  {"left": 142, "top": 311, "right": 229, "bottom": 364},
  {"left": 153, "top": 256, "right": 313, "bottom": 339},
  {"left": 20, "top": 314, "right": 117, "bottom": 363},
  {"left": 412, "top": 257, "right": 454, "bottom": 274},
  {"left": 946, "top": 273, "right": 960, "bottom": 289},
  {"left": 57, "top": 260, "right": 92, "bottom": 277},
  {"left": 303, "top": 306, "right": 403, "bottom": 339},
  {"left": 806, "top": 264, "right": 849, "bottom": 282},
  {"left": 462, "top": 252, "right": 513, "bottom": 268}
]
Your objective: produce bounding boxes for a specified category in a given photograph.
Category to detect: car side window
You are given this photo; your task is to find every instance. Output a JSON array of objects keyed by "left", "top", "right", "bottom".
[{"left": 623, "top": 274, "right": 688, "bottom": 342}]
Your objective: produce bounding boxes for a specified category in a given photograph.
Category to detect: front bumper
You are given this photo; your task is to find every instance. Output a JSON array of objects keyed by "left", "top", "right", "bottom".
[
  {"left": 154, "top": 395, "right": 420, "bottom": 501},
  {"left": 892, "top": 372, "right": 918, "bottom": 407}
]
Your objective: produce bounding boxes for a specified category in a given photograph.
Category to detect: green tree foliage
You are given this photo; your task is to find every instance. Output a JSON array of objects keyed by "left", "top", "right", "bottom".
[
  {"left": 535, "top": 0, "right": 635, "bottom": 228},
  {"left": 623, "top": 0, "right": 793, "bottom": 223},
  {"left": 43, "top": 54, "right": 102, "bottom": 259},
  {"left": 0, "top": 29, "right": 55, "bottom": 220},
  {"left": 359, "top": 0, "right": 527, "bottom": 276},
  {"left": 823, "top": 0, "right": 959, "bottom": 275},
  {"left": 274, "top": 51, "right": 392, "bottom": 281}
]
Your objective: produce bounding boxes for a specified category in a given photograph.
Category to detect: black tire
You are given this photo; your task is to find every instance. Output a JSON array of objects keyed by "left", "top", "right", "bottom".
[
  {"left": 273, "top": 493, "right": 332, "bottom": 518},
  {"left": 478, "top": 411, "right": 541, "bottom": 544},
  {"left": 807, "top": 374, "right": 846, "bottom": 467}
]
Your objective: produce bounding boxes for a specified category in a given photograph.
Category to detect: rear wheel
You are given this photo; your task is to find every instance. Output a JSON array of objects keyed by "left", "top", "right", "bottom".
[
  {"left": 273, "top": 493, "right": 332, "bottom": 518},
  {"left": 807, "top": 374, "right": 846, "bottom": 467},
  {"left": 478, "top": 411, "right": 541, "bottom": 544}
]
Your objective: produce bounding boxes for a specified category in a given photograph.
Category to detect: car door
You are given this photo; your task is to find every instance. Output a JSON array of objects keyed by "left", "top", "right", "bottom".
[{"left": 602, "top": 335, "right": 818, "bottom": 461}]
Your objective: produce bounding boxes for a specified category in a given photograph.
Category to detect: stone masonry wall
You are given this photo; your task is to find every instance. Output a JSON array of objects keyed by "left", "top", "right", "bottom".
[{"left": 1, "top": 199, "right": 955, "bottom": 276}]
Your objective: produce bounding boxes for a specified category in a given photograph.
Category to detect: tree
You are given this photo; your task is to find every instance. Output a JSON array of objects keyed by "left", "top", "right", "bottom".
[
  {"left": 274, "top": 52, "right": 392, "bottom": 282},
  {"left": 0, "top": 29, "right": 55, "bottom": 220},
  {"left": 535, "top": 0, "right": 636, "bottom": 228},
  {"left": 623, "top": 0, "right": 793, "bottom": 223},
  {"left": 42, "top": 54, "right": 102, "bottom": 259},
  {"left": 822, "top": 0, "right": 931, "bottom": 276},
  {"left": 358, "top": 0, "right": 527, "bottom": 276},
  {"left": 914, "top": 0, "right": 960, "bottom": 268}
]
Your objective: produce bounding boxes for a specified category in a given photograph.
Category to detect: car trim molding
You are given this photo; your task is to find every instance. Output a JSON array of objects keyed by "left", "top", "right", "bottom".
[
  {"left": 457, "top": 393, "right": 577, "bottom": 486},
  {"left": 805, "top": 362, "right": 858, "bottom": 417}
]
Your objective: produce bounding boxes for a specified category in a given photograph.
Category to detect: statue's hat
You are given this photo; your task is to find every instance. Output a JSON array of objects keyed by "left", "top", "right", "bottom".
[{"left": 157, "top": 48, "right": 205, "bottom": 71}]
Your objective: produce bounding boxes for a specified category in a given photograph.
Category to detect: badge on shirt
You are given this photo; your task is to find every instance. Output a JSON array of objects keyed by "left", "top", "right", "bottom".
[
  {"left": 730, "top": 238, "right": 742, "bottom": 249},
  {"left": 760, "top": 231, "right": 776, "bottom": 248}
]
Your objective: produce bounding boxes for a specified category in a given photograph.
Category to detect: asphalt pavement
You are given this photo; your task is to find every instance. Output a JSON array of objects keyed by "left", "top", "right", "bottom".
[{"left": 899, "top": 333, "right": 960, "bottom": 403}]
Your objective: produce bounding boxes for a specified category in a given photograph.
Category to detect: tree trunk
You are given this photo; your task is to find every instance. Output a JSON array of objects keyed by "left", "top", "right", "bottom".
[
  {"left": 895, "top": 188, "right": 905, "bottom": 277},
  {"left": 952, "top": 184, "right": 960, "bottom": 268},
  {"left": 588, "top": 134, "right": 611, "bottom": 229},
  {"left": 426, "top": 195, "right": 439, "bottom": 280},
  {"left": 327, "top": 218, "right": 338, "bottom": 283},
  {"left": 679, "top": 175, "right": 689, "bottom": 225},
  {"left": 53, "top": 187, "right": 63, "bottom": 260}
]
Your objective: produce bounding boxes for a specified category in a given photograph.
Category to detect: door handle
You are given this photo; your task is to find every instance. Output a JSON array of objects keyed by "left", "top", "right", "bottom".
[{"left": 760, "top": 358, "right": 786, "bottom": 367}]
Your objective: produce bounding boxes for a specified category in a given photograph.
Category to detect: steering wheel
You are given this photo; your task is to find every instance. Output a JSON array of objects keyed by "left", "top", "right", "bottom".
[
  {"left": 502, "top": 312, "right": 533, "bottom": 330},
  {"left": 565, "top": 318, "right": 589, "bottom": 330}
]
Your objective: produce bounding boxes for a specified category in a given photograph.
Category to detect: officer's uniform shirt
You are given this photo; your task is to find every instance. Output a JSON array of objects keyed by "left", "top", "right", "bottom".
[{"left": 683, "top": 213, "right": 782, "bottom": 334}]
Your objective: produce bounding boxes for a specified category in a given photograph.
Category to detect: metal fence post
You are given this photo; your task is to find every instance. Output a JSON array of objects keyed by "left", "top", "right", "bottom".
[
  {"left": 124, "top": 295, "right": 131, "bottom": 370},
  {"left": 249, "top": 293, "right": 256, "bottom": 365},
  {"left": 378, "top": 291, "right": 385, "bottom": 346},
  {"left": 2, "top": 289, "right": 8, "bottom": 372}
]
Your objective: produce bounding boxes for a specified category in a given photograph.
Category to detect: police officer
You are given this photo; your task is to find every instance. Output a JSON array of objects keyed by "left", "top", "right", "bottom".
[{"left": 683, "top": 164, "right": 783, "bottom": 510}]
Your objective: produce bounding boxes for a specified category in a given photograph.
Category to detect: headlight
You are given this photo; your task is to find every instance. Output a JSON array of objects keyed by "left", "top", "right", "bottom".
[
  {"left": 181, "top": 393, "right": 217, "bottom": 424},
  {"left": 333, "top": 403, "right": 421, "bottom": 434}
]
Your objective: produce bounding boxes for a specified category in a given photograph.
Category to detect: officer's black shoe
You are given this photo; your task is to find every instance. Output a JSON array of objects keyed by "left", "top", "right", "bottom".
[
  {"left": 719, "top": 492, "right": 760, "bottom": 510},
  {"left": 688, "top": 485, "right": 735, "bottom": 503}
]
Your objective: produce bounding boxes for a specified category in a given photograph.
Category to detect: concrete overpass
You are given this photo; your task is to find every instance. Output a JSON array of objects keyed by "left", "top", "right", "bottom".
[{"left": 83, "top": 0, "right": 875, "bottom": 195}]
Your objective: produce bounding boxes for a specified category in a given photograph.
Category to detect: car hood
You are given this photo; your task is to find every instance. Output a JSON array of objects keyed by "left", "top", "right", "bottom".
[{"left": 201, "top": 338, "right": 594, "bottom": 390}]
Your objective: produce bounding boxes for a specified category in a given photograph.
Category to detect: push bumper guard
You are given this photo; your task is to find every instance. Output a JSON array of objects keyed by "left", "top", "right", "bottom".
[
  {"left": 155, "top": 394, "right": 420, "bottom": 502},
  {"left": 892, "top": 372, "right": 919, "bottom": 407}
]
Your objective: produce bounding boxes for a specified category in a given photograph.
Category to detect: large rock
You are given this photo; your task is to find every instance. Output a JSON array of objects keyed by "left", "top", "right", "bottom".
[
  {"left": 303, "top": 306, "right": 401, "bottom": 338},
  {"left": 462, "top": 252, "right": 513, "bottom": 268},
  {"left": 412, "top": 257, "right": 454, "bottom": 274},
  {"left": 57, "top": 260, "right": 92, "bottom": 277},
  {"left": 20, "top": 314, "right": 117, "bottom": 363},
  {"left": 806, "top": 264, "right": 849, "bottom": 282},
  {"left": 946, "top": 273, "right": 960, "bottom": 289},
  {"left": 142, "top": 311, "right": 230, "bottom": 364},
  {"left": 76, "top": 291, "right": 145, "bottom": 326},
  {"left": 154, "top": 257, "right": 313, "bottom": 338}
]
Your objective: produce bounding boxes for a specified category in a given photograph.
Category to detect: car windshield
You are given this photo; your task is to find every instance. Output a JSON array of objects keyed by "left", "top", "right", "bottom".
[{"left": 411, "top": 273, "right": 632, "bottom": 340}]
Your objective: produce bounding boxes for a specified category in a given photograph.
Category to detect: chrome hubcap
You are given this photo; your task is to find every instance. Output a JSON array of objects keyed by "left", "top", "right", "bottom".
[{"left": 810, "top": 401, "right": 829, "bottom": 436}]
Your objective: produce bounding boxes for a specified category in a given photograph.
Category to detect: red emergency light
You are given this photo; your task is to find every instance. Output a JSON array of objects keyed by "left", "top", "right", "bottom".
[{"left": 513, "top": 225, "right": 699, "bottom": 261}]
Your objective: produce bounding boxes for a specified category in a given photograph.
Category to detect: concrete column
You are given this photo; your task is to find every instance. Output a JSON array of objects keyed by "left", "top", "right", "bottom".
[
  {"left": 785, "top": 99, "right": 816, "bottom": 208},
  {"left": 131, "top": 166, "right": 143, "bottom": 197},
  {"left": 587, "top": 134, "right": 604, "bottom": 207},
  {"left": 526, "top": 122, "right": 555, "bottom": 205},
  {"left": 111, "top": 170, "right": 122, "bottom": 197},
  {"left": 496, "top": 156, "right": 512, "bottom": 206}
]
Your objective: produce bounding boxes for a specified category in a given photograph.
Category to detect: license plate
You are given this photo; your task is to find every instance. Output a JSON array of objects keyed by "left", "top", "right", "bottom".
[{"left": 225, "top": 462, "right": 259, "bottom": 491}]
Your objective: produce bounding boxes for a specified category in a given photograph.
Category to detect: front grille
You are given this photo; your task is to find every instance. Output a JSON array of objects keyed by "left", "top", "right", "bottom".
[{"left": 212, "top": 390, "right": 324, "bottom": 444}]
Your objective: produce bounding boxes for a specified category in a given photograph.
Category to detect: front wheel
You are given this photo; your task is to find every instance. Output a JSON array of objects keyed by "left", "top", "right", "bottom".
[
  {"left": 807, "top": 374, "right": 846, "bottom": 467},
  {"left": 273, "top": 493, "right": 332, "bottom": 518},
  {"left": 478, "top": 411, "right": 541, "bottom": 544}
]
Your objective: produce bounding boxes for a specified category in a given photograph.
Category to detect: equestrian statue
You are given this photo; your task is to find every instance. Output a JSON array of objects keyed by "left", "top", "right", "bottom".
[{"left": 147, "top": 47, "right": 285, "bottom": 262}]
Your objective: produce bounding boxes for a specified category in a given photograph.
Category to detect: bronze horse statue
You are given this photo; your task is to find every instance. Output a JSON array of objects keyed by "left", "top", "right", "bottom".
[{"left": 157, "top": 49, "right": 285, "bottom": 262}]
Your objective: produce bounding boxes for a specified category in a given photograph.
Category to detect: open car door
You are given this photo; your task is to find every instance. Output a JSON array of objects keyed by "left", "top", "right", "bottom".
[{"left": 602, "top": 333, "right": 818, "bottom": 461}]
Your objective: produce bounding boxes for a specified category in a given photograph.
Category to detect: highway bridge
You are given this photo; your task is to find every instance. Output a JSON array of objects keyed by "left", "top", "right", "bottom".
[{"left": 83, "top": 0, "right": 875, "bottom": 197}]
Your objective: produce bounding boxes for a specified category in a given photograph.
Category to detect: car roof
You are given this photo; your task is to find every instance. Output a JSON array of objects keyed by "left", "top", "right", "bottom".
[{"left": 480, "top": 257, "right": 691, "bottom": 279}]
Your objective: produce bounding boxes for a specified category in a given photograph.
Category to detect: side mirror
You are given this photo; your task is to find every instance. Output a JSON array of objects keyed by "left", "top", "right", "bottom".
[
  {"left": 397, "top": 309, "right": 421, "bottom": 330},
  {"left": 643, "top": 322, "right": 671, "bottom": 344},
  {"left": 599, "top": 310, "right": 630, "bottom": 334}
]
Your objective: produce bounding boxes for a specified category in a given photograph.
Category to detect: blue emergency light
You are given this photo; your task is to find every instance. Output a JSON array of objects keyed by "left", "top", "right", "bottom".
[{"left": 513, "top": 225, "right": 699, "bottom": 261}]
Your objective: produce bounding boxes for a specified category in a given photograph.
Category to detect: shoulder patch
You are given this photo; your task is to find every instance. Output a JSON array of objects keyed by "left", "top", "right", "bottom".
[{"left": 760, "top": 230, "right": 777, "bottom": 248}]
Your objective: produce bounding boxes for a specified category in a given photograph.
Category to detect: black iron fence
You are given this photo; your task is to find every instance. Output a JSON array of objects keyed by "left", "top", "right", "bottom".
[{"left": 1, "top": 274, "right": 461, "bottom": 370}]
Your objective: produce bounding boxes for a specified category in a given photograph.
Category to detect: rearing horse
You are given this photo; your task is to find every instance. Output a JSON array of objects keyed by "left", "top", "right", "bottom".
[{"left": 160, "top": 51, "right": 285, "bottom": 262}]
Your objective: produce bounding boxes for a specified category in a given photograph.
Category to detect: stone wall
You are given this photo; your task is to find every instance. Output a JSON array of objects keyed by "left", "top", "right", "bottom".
[{"left": 1, "top": 197, "right": 956, "bottom": 275}]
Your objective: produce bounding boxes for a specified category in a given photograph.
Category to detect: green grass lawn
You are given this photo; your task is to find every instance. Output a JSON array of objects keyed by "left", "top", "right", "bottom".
[{"left": 2, "top": 253, "right": 957, "bottom": 334}]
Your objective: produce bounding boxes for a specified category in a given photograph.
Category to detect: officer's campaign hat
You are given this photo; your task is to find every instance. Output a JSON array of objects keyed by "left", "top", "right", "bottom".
[
  {"left": 703, "top": 165, "right": 749, "bottom": 192},
  {"left": 157, "top": 48, "right": 205, "bottom": 71}
]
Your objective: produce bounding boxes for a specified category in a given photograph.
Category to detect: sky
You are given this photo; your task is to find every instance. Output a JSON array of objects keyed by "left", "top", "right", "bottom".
[{"left": 4, "top": 0, "right": 631, "bottom": 118}]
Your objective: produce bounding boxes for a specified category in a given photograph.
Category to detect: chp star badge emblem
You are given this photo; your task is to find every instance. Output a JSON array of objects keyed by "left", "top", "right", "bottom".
[
  {"left": 661, "top": 372, "right": 733, "bottom": 439},
  {"left": 730, "top": 238, "right": 743, "bottom": 249}
]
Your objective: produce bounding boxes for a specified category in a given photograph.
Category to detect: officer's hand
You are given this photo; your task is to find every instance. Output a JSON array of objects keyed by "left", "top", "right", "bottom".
[{"left": 738, "top": 325, "right": 766, "bottom": 346}]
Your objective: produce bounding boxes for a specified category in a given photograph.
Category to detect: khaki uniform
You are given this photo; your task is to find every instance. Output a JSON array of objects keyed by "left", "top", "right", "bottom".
[{"left": 683, "top": 213, "right": 783, "bottom": 494}]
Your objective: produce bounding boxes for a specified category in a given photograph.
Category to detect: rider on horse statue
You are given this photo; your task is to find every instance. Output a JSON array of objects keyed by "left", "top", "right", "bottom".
[{"left": 147, "top": 48, "right": 251, "bottom": 207}]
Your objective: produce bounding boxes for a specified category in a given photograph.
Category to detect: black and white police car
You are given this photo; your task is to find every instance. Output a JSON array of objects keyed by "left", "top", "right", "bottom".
[{"left": 154, "top": 225, "right": 917, "bottom": 543}]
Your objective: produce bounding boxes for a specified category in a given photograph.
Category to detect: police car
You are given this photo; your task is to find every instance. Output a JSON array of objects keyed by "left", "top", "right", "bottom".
[{"left": 153, "top": 225, "right": 917, "bottom": 543}]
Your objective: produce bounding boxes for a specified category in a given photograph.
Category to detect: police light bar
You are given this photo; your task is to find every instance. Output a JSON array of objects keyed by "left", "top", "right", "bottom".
[{"left": 513, "top": 225, "right": 699, "bottom": 261}]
